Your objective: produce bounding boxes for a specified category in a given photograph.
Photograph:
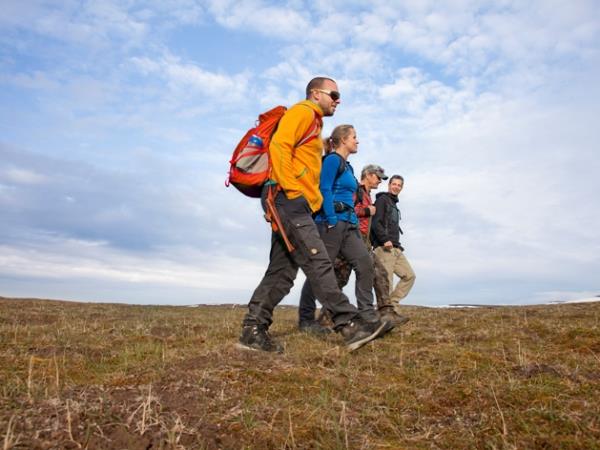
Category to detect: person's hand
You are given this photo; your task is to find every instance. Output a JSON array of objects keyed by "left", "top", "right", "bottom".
[{"left": 368, "top": 205, "right": 376, "bottom": 216}]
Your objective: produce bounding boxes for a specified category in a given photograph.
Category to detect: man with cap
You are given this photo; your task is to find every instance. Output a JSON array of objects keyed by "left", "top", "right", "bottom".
[{"left": 302, "top": 164, "right": 409, "bottom": 331}]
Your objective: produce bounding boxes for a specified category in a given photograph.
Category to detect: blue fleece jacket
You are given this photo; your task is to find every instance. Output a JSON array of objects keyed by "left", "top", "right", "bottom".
[{"left": 315, "top": 153, "right": 358, "bottom": 226}]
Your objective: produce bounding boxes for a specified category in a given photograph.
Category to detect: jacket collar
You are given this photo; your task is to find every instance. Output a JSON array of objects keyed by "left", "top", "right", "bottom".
[
  {"left": 376, "top": 191, "right": 398, "bottom": 202},
  {"left": 301, "top": 99, "right": 324, "bottom": 117}
]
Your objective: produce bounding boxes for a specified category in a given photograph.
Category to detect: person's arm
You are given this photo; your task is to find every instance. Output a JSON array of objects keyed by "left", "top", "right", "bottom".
[
  {"left": 320, "top": 154, "right": 342, "bottom": 226},
  {"left": 354, "top": 186, "right": 373, "bottom": 218},
  {"left": 269, "top": 105, "right": 316, "bottom": 194}
]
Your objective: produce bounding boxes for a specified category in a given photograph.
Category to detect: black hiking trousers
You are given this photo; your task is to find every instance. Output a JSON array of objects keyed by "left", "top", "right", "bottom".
[
  {"left": 243, "top": 187, "right": 358, "bottom": 330},
  {"left": 298, "top": 222, "right": 378, "bottom": 324},
  {"left": 299, "top": 235, "right": 393, "bottom": 324}
]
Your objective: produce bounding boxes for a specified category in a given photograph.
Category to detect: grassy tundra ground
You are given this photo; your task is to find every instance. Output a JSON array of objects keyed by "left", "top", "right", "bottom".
[{"left": 0, "top": 297, "right": 599, "bottom": 449}]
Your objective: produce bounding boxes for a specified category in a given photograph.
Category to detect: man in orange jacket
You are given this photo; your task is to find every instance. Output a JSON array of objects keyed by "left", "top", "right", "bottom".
[{"left": 239, "top": 77, "right": 393, "bottom": 353}]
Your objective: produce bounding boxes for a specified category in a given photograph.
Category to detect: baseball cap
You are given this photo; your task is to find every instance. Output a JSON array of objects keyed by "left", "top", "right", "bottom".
[{"left": 362, "top": 164, "right": 388, "bottom": 180}]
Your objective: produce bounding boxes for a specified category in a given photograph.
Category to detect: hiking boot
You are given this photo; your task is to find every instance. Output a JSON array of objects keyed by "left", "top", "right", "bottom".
[
  {"left": 238, "top": 324, "right": 283, "bottom": 353},
  {"left": 340, "top": 318, "right": 393, "bottom": 352},
  {"left": 317, "top": 308, "right": 334, "bottom": 328},
  {"left": 380, "top": 310, "right": 410, "bottom": 327},
  {"left": 379, "top": 319, "right": 396, "bottom": 337},
  {"left": 299, "top": 320, "right": 332, "bottom": 336}
]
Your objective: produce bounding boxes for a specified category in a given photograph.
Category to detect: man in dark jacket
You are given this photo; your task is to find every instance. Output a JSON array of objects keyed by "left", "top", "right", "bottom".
[{"left": 371, "top": 175, "right": 415, "bottom": 314}]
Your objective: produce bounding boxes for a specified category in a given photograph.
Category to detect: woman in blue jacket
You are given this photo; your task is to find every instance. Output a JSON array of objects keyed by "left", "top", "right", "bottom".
[{"left": 298, "top": 125, "right": 379, "bottom": 333}]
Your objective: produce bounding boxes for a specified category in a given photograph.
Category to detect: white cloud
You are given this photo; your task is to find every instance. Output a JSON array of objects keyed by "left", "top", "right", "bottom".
[
  {"left": 19, "top": 1, "right": 147, "bottom": 48},
  {"left": 0, "top": 240, "right": 264, "bottom": 292},
  {"left": 372, "top": 1, "right": 600, "bottom": 80},
  {"left": 2, "top": 167, "right": 48, "bottom": 185},
  {"left": 137, "top": 0, "right": 206, "bottom": 26},
  {"left": 373, "top": 67, "right": 483, "bottom": 132},
  {"left": 130, "top": 54, "right": 250, "bottom": 102},
  {"left": 0, "top": 71, "right": 60, "bottom": 91},
  {"left": 0, "top": 1, "right": 206, "bottom": 49},
  {"left": 328, "top": 48, "right": 385, "bottom": 76},
  {"left": 353, "top": 13, "right": 393, "bottom": 45},
  {"left": 208, "top": 0, "right": 309, "bottom": 38}
]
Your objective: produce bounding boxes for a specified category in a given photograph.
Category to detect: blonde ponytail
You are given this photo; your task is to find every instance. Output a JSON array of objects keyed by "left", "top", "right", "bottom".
[{"left": 323, "top": 124, "right": 354, "bottom": 154}]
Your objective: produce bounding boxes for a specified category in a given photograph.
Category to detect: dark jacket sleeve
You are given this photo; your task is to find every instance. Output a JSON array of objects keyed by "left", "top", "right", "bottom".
[{"left": 371, "top": 196, "right": 389, "bottom": 245}]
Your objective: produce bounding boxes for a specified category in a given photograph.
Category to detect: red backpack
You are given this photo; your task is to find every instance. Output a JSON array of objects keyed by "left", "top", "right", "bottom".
[{"left": 226, "top": 105, "right": 320, "bottom": 198}]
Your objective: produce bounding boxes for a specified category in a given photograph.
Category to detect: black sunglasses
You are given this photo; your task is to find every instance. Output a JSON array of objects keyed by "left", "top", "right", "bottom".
[{"left": 314, "top": 89, "right": 340, "bottom": 101}]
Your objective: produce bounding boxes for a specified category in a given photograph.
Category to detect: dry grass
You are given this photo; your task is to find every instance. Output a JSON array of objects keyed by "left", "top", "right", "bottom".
[{"left": 0, "top": 296, "right": 599, "bottom": 449}]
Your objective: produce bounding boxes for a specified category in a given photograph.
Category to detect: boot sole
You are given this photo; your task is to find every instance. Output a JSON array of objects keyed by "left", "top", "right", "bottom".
[
  {"left": 346, "top": 321, "right": 388, "bottom": 352},
  {"left": 375, "top": 320, "right": 396, "bottom": 339},
  {"left": 235, "top": 342, "right": 259, "bottom": 351},
  {"left": 235, "top": 342, "right": 283, "bottom": 353}
]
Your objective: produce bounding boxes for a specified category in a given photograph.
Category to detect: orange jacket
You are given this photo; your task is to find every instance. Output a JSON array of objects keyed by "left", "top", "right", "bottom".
[{"left": 269, "top": 100, "right": 324, "bottom": 212}]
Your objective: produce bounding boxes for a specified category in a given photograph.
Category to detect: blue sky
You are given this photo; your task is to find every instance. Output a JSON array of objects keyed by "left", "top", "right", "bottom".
[{"left": 1, "top": 0, "right": 599, "bottom": 306}]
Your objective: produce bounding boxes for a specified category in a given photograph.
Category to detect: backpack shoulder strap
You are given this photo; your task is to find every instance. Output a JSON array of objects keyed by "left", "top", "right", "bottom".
[
  {"left": 322, "top": 152, "right": 346, "bottom": 180},
  {"left": 355, "top": 184, "right": 365, "bottom": 206},
  {"left": 295, "top": 105, "right": 322, "bottom": 148}
]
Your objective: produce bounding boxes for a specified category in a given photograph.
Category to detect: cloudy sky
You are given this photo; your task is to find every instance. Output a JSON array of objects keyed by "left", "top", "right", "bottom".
[{"left": 1, "top": 0, "right": 599, "bottom": 306}]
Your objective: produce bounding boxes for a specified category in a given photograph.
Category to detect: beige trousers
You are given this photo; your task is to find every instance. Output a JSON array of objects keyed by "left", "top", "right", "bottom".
[{"left": 373, "top": 246, "right": 415, "bottom": 304}]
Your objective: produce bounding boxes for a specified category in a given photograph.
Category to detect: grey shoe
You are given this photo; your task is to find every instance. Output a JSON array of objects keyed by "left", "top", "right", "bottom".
[
  {"left": 238, "top": 325, "right": 283, "bottom": 353},
  {"left": 380, "top": 310, "right": 410, "bottom": 327},
  {"left": 340, "top": 318, "right": 392, "bottom": 352},
  {"left": 299, "top": 320, "right": 332, "bottom": 336}
]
